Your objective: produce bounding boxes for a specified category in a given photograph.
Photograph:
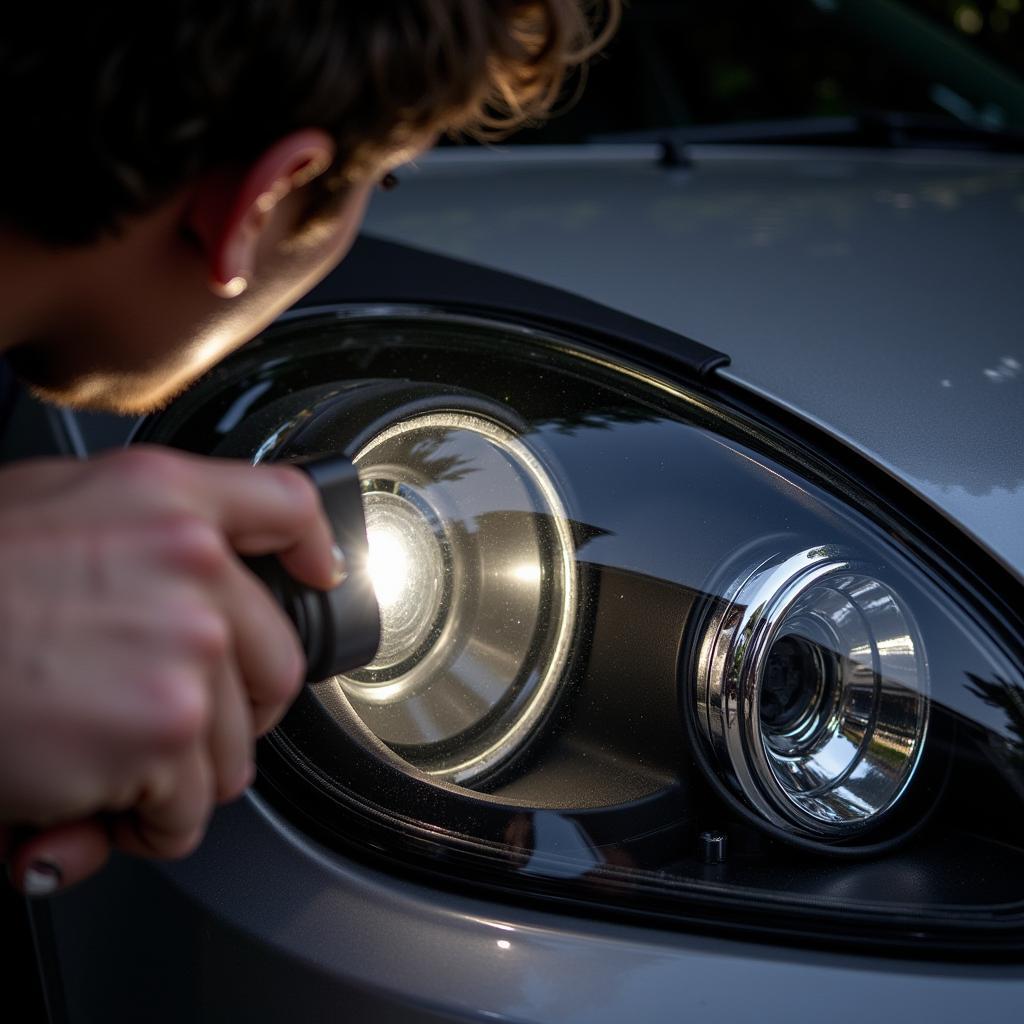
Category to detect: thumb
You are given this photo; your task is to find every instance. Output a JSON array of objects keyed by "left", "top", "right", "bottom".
[{"left": 8, "top": 819, "right": 112, "bottom": 897}]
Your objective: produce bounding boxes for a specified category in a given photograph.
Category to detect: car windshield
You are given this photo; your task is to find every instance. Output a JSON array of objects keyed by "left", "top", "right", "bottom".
[{"left": 507, "top": 0, "right": 1024, "bottom": 142}]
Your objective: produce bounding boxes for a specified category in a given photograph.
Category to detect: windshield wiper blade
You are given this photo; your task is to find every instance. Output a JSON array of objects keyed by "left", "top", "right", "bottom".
[{"left": 590, "top": 112, "right": 1024, "bottom": 162}]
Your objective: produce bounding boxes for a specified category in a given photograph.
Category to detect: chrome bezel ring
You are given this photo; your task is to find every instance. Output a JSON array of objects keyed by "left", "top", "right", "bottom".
[{"left": 694, "top": 546, "right": 930, "bottom": 837}]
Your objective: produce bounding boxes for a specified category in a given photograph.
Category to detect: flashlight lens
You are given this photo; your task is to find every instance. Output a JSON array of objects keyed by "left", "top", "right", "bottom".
[
  {"left": 362, "top": 486, "right": 449, "bottom": 672},
  {"left": 337, "top": 411, "right": 577, "bottom": 785}
]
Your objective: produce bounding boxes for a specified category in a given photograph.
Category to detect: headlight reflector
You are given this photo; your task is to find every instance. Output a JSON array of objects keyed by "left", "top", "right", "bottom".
[{"left": 338, "top": 411, "right": 578, "bottom": 785}]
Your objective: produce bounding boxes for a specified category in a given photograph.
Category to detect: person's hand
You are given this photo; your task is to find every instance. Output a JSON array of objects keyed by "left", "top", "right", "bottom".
[{"left": 0, "top": 447, "right": 341, "bottom": 894}]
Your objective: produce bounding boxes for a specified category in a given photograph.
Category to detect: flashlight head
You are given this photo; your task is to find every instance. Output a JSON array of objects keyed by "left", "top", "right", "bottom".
[{"left": 249, "top": 455, "right": 382, "bottom": 682}]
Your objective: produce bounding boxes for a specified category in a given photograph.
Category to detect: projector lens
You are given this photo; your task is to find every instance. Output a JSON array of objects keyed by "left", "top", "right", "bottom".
[
  {"left": 694, "top": 547, "right": 929, "bottom": 837},
  {"left": 337, "top": 411, "right": 577, "bottom": 785}
]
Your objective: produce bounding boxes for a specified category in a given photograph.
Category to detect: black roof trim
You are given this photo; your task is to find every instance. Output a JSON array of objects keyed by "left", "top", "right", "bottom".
[{"left": 298, "top": 234, "right": 730, "bottom": 378}]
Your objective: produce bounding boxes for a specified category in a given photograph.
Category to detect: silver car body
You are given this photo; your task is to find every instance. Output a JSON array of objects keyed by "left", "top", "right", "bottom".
[{"left": 365, "top": 145, "right": 1024, "bottom": 579}]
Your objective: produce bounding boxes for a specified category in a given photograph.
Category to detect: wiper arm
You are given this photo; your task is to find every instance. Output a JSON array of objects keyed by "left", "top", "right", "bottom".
[{"left": 590, "top": 113, "right": 1024, "bottom": 163}]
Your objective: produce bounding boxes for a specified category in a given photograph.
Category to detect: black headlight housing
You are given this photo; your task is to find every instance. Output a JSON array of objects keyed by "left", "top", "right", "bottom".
[{"left": 135, "top": 241, "right": 1024, "bottom": 957}]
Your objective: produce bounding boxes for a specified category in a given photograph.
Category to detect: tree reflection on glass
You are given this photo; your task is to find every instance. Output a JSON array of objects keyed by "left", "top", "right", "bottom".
[
  {"left": 965, "top": 672, "right": 1024, "bottom": 771},
  {"left": 401, "top": 434, "right": 478, "bottom": 485}
]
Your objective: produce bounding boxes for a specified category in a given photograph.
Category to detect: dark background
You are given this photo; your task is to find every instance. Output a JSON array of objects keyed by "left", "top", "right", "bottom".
[{"left": 506, "top": 0, "right": 1024, "bottom": 141}]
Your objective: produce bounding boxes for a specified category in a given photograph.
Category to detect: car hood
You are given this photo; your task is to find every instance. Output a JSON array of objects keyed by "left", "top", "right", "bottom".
[{"left": 363, "top": 145, "right": 1024, "bottom": 581}]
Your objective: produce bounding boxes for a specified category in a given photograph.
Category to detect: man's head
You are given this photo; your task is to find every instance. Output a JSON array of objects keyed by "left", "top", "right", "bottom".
[{"left": 0, "top": 1, "right": 617, "bottom": 413}]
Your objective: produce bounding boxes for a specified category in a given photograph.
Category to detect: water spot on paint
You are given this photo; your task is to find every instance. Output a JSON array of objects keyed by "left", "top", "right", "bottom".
[{"left": 983, "top": 357, "right": 1022, "bottom": 383}]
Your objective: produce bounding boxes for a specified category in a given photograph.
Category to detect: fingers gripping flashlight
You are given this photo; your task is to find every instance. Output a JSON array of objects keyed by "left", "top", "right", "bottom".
[{"left": 249, "top": 456, "right": 382, "bottom": 682}]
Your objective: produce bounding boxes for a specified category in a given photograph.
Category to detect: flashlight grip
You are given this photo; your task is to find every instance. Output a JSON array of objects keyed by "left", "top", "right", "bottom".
[{"left": 248, "top": 455, "right": 381, "bottom": 683}]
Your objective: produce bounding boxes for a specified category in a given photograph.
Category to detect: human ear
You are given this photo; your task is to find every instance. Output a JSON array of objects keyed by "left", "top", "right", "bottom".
[{"left": 184, "top": 129, "right": 336, "bottom": 299}]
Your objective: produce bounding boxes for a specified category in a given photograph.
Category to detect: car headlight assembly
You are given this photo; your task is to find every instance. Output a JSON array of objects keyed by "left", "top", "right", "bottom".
[
  {"left": 692, "top": 546, "right": 930, "bottom": 839},
  {"left": 138, "top": 306, "right": 1024, "bottom": 955}
]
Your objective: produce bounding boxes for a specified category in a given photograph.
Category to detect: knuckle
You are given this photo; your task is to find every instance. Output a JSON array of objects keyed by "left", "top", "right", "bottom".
[
  {"left": 177, "top": 606, "right": 232, "bottom": 662},
  {"left": 160, "top": 516, "right": 229, "bottom": 577},
  {"left": 140, "top": 672, "right": 210, "bottom": 749}
]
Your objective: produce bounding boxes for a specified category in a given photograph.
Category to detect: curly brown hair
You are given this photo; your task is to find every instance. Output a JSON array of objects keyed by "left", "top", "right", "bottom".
[{"left": 0, "top": 1, "right": 619, "bottom": 244}]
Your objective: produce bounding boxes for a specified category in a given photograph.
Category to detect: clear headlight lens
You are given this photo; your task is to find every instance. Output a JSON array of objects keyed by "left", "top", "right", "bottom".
[{"left": 694, "top": 547, "right": 930, "bottom": 836}]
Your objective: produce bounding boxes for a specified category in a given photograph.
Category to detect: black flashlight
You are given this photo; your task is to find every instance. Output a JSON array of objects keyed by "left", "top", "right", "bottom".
[{"left": 247, "top": 455, "right": 381, "bottom": 683}]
